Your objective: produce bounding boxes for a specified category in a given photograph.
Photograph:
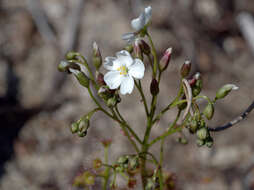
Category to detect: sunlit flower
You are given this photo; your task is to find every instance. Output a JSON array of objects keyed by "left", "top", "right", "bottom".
[
  {"left": 104, "top": 50, "right": 145, "bottom": 95},
  {"left": 122, "top": 6, "right": 152, "bottom": 43}
]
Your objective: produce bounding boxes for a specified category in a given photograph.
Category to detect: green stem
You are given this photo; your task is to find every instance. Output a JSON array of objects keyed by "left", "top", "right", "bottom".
[
  {"left": 135, "top": 80, "right": 149, "bottom": 116},
  {"left": 149, "top": 113, "right": 189, "bottom": 147},
  {"left": 103, "top": 146, "right": 110, "bottom": 190}
]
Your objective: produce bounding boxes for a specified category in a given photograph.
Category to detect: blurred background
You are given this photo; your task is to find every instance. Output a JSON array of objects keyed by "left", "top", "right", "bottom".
[{"left": 0, "top": 0, "right": 254, "bottom": 189}]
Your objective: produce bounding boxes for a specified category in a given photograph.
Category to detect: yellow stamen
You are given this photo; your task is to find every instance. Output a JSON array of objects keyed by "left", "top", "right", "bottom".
[{"left": 117, "top": 66, "right": 128, "bottom": 75}]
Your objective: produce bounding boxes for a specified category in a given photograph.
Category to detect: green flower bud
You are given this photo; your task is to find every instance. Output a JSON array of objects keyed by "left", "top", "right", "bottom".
[
  {"left": 129, "top": 156, "right": 139, "bottom": 170},
  {"left": 159, "top": 47, "right": 172, "bottom": 72},
  {"left": 196, "top": 139, "right": 205, "bottom": 147},
  {"left": 92, "top": 42, "right": 102, "bottom": 70},
  {"left": 70, "top": 69, "right": 90, "bottom": 88},
  {"left": 180, "top": 60, "right": 191, "bottom": 78},
  {"left": 205, "top": 136, "right": 214, "bottom": 148},
  {"left": 66, "top": 51, "right": 78, "bottom": 60},
  {"left": 150, "top": 78, "right": 159, "bottom": 96},
  {"left": 192, "top": 73, "right": 202, "bottom": 97},
  {"left": 58, "top": 61, "right": 80, "bottom": 73},
  {"left": 70, "top": 122, "right": 79, "bottom": 134},
  {"left": 98, "top": 86, "right": 113, "bottom": 100},
  {"left": 215, "top": 84, "right": 239, "bottom": 100},
  {"left": 199, "top": 119, "right": 206, "bottom": 128},
  {"left": 203, "top": 103, "right": 214, "bottom": 120},
  {"left": 189, "top": 119, "right": 198, "bottom": 133},
  {"left": 117, "top": 155, "right": 129, "bottom": 165},
  {"left": 196, "top": 127, "right": 209, "bottom": 140},
  {"left": 177, "top": 137, "right": 188, "bottom": 144},
  {"left": 78, "top": 118, "right": 90, "bottom": 137},
  {"left": 107, "top": 97, "right": 117, "bottom": 107}
]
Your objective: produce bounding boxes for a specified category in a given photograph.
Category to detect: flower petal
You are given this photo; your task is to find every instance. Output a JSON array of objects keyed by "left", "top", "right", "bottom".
[
  {"left": 144, "top": 6, "right": 152, "bottom": 25},
  {"left": 120, "top": 76, "right": 134, "bottom": 95},
  {"left": 128, "top": 59, "right": 145, "bottom": 79},
  {"left": 122, "top": 32, "right": 136, "bottom": 43},
  {"left": 104, "top": 71, "right": 123, "bottom": 89},
  {"left": 104, "top": 57, "right": 121, "bottom": 71},
  {"left": 131, "top": 12, "right": 146, "bottom": 31},
  {"left": 116, "top": 50, "right": 133, "bottom": 67}
]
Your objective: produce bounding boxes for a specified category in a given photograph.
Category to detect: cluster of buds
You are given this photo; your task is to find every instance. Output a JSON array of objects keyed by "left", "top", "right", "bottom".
[
  {"left": 70, "top": 116, "right": 90, "bottom": 137},
  {"left": 114, "top": 155, "right": 140, "bottom": 174}
]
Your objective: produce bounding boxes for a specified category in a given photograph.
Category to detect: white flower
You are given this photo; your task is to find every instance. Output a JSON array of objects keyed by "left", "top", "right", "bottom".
[
  {"left": 131, "top": 6, "right": 152, "bottom": 31},
  {"left": 104, "top": 50, "right": 145, "bottom": 95},
  {"left": 122, "top": 6, "right": 152, "bottom": 43}
]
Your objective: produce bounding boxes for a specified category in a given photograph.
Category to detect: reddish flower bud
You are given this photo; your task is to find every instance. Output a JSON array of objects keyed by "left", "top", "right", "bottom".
[
  {"left": 159, "top": 47, "right": 172, "bottom": 71},
  {"left": 134, "top": 39, "right": 143, "bottom": 60},
  {"left": 180, "top": 60, "right": 191, "bottom": 78},
  {"left": 96, "top": 72, "right": 106, "bottom": 86},
  {"left": 141, "top": 40, "right": 151, "bottom": 55},
  {"left": 150, "top": 78, "right": 159, "bottom": 96}
]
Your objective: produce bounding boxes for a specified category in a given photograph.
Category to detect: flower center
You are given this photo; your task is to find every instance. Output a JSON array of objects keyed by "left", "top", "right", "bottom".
[{"left": 117, "top": 65, "right": 128, "bottom": 75}]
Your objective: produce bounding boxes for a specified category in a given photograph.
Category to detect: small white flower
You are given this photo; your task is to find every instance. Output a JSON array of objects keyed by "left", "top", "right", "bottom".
[
  {"left": 122, "top": 6, "right": 152, "bottom": 43},
  {"left": 131, "top": 6, "right": 152, "bottom": 31},
  {"left": 104, "top": 50, "right": 145, "bottom": 95}
]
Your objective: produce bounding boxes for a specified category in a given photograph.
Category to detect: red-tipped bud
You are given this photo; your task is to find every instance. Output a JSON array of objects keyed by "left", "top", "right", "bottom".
[
  {"left": 96, "top": 72, "right": 105, "bottom": 86},
  {"left": 141, "top": 40, "right": 151, "bottom": 55},
  {"left": 92, "top": 42, "right": 102, "bottom": 70},
  {"left": 180, "top": 60, "right": 191, "bottom": 78},
  {"left": 159, "top": 47, "right": 172, "bottom": 72},
  {"left": 134, "top": 39, "right": 143, "bottom": 60},
  {"left": 150, "top": 78, "right": 159, "bottom": 96}
]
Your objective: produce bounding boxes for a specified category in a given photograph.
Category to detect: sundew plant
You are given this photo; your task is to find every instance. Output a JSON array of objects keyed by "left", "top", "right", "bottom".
[{"left": 58, "top": 6, "right": 254, "bottom": 190}]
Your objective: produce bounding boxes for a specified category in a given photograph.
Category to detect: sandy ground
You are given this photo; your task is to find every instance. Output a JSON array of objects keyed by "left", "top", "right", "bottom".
[{"left": 0, "top": 0, "right": 254, "bottom": 189}]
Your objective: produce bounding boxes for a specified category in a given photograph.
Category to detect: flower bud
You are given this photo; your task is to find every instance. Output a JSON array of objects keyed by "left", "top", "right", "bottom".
[
  {"left": 93, "top": 158, "right": 102, "bottom": 169},
  {"left": 189, "top": 119, "right": 198, "bottom": 133},
  {"left": 92, "top": 42, "right": 102, "bottom": 70},
  {"left": 96, "top": 72, "right": 106, "bottom": 86},
  {"left": 215, "top": 84, "right": 239, "bottom": 100},
  {"left": 129, "top": 156, "right": 139, "bottom": 170},
  {"left": 128, "top": 178, "right": 137, "bottom": 188},
  {"left": 196, "top": 127, "right": 209, "bottom": 140},
  {"left": 205, "top": 136, "right": 214, "bottom": 148},
  {"left": 150, "top": 78, "right": 159, "bottom": 96},
  {"left": 101, "top": 139, "right": 112, "bottom": 147},
  {"left": 141, "top": 40, "right": 150, "bottom": 55},
  {"left": 98, "top": 86, "right": 113, "bottom": 101},
  {"left": 58, "top": 61, "right": 80, "bottom": 73},
  {"left": 124, "top": 44, "right": 133, "bottom": 53},
  {"left": 192, "top": 73, "right": 202, "bottom": 97},
  {"left": 159, "top": 47, "right": 172, "bottom": 72},
  {"left": 177, "top": 137, "right": 188, "bottom": 144},
  {"left": 196, "top": 139, "right": 205, "bottom": 147},
  {"left": 66, "top": 51, "right": 78, "bottom": 60},
  {"left": 134, "top": 39, "right": 143, "bottom": 60},
  {"left": 203, "top": 103, "right": 214, "bottom": 120},
  {"left": 107, "top": 97, "right": 117, "bottom": 107},
  {"left": 180, "top": 60, "right": 191, "bottom": 78},
  {"left": 70, "top": 69, "right": 90, "bottom": 88},
  {"left": 117, "top": 155, "right": 129, "bottom": 165},
  {"left": 146, "top": 178, "right": 155, "bottom": 190},
  {"left": 70, "top": 122, "right": 79, "bottom": 134},
  {"left": 78, "top": 118, "right": 90, "bottom": 137}
]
